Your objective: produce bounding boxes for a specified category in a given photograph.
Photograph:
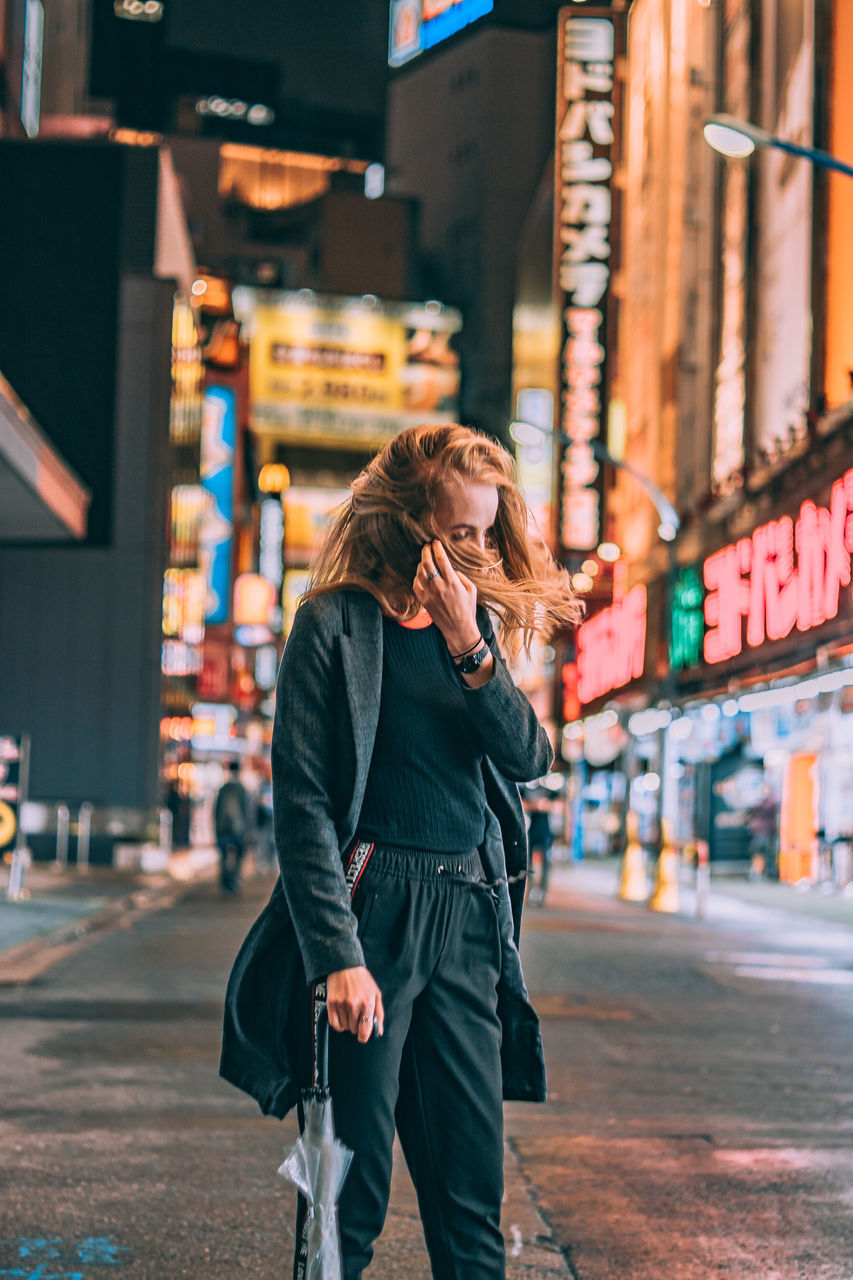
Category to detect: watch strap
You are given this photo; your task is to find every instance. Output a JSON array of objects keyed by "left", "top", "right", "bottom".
[{"left": 456, "top": 638, "right": 488, "bottom": 675}]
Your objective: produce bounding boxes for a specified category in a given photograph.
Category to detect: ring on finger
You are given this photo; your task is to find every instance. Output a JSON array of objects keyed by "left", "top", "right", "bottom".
[
  {"left": 424, "top": 570, "right": 440, "bottom": 581},
  {"left": 357, "top": 1014, "right": 372, "bottom": 1024}
]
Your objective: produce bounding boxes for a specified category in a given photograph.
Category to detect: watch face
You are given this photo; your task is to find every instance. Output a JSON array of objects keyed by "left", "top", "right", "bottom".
[{"left": 459, "top": 643, "right": 487, "bottom": 674}]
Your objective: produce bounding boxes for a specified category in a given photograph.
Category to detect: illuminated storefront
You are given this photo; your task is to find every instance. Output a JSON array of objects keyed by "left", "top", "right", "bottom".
[
  {"left": 663, "top": 467, "right": 853, "bottom": 884},
  {"left": 559, "top": 584, "right": 658, "bottom": 859}
]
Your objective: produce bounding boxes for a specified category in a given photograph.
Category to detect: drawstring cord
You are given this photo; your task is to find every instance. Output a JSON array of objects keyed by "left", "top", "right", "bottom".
[{"left": 442, "top": 867, "right": 527, "bottom": 903}]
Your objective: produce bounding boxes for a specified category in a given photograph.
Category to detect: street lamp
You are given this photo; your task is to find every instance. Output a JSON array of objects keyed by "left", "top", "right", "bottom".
[
  {"left": 703, "top": 113, "right": 853, "bottom": 180},
  {"left": 509, "top": 421, "right": 681, "bottom": 544}
]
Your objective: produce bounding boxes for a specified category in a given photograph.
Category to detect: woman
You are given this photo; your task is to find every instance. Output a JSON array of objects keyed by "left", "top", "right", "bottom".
[{"left": 220, "top": 423, "right": 581, "bottom": 1280}]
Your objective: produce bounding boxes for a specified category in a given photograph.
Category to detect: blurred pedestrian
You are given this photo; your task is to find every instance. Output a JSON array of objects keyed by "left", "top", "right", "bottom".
[
  {"left": 747, "top": 784, "right": 778, "bottom": 881},
  {"left": 214, "top": 760, "right": 250, "bottom": 894},
  {"left": 524, "top": 784, "right": 558, "bottom": 906},
  {"left": 221, "top": 423, "right": 581, "bottom": 1279},
  {"left": 253, "top": 769, "right": 276, "bottom": 873}
]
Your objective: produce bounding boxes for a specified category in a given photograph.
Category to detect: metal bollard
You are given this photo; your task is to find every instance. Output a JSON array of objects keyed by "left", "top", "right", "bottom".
[
  {"left": 77, "top": 802, "right": 93, "bottom": 872},
  {"left": 6, "top": 847, "right": 32, "bottom": 901},
  {"left": 159, "top": 807, "right": 173, "bottom": 859},
  {"left": 55, "top": 804, "right": 70, "bottom": 868},
  {"left": 695, "top": 839, "right": 710, "bottom": 918}
]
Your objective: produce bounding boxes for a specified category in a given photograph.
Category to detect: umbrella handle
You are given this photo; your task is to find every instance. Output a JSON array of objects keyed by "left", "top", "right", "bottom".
[{"left": 314, "top": 1003, "right": 379, "bottom": 1089}]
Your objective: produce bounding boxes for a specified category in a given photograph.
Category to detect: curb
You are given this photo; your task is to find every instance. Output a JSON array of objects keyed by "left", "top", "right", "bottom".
[{"left": 0, "top": 854, "right": 217, "bottom": 986}]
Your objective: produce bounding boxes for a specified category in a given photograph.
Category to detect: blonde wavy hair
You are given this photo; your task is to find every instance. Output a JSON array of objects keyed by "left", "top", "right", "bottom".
[{"left": 303, "top": 423, "right": 583, "bottom": 653}]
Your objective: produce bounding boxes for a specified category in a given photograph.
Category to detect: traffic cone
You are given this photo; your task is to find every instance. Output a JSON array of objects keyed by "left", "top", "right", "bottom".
[
  {"left": 618, "top": 811, "right": 648, "bottom": 902},
  {"left": 648, "top": 818, "right": 681, "bottom": 913}
]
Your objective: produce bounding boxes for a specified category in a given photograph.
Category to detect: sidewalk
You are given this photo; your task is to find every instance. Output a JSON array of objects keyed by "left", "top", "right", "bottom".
[
  {"left": 0, "top": 859, "right": 572, "bottom": 1279},
  {"left": 548, "top": 855, "right": 853, "bottom": 928},
  {"left": 0, "top": 846, "right": 218, "bottom": 983},
  {"left": 5, "top": 849, "right": 851, "bottom": 985}
]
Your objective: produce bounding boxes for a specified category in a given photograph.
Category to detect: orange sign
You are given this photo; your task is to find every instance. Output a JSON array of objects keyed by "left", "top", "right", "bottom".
[{"left": 233, "top": 573, "right": 277, "bottom": 627}]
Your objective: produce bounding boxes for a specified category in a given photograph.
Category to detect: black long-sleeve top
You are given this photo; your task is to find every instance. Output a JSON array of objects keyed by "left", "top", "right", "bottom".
[{"left": 357, "top": 616, "right": 487, "bottom": 851}]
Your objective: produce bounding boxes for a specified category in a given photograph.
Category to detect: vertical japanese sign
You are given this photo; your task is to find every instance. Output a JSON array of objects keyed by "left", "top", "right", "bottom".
[
  {"left": 712, "top": 0, "right": 751, "bottom": 493},
  {"left": 752, "top": 0, "right": 815, "bottom": 463},
  {"left": 554, "top": 6, "right": 624, "bottom": 551},
  {"left": 200, "top": 386, "right": 236, "bottom": 626}
]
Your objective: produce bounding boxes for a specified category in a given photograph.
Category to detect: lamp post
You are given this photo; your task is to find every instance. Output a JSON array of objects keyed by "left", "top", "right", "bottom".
[
  {"left": 703, "top": 113, "right": 853, "bottom": 179},
  {"left": 509, "top": 417, "right": 681, "bottom": 694},
  {"left": 509, "top": 420, "right": 681, "bottom": 548},
  {"left": 511, "top": 419, "right": 680, "bottom": 878}
]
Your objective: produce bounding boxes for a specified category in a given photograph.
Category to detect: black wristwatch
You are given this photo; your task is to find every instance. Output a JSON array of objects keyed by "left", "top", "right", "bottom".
[{"left": 456, "top": 638, "right": 489, "bottom": 675}]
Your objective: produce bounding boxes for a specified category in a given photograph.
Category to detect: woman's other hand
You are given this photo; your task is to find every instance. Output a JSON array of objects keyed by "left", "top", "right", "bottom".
[
  {"left": 413, "top": 539, "right": 480, "bottom": 655},
  {"left": 326, "top": 966, "right": 385, "bottom": 1042}
]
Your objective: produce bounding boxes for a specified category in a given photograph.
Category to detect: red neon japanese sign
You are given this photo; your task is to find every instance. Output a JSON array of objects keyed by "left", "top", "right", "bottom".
[
  {"left": 704, "top": 467, "right": 853, "bottom": 664},
  {"left": 577, "top": 584, "right": 647, "bottom": 703}
]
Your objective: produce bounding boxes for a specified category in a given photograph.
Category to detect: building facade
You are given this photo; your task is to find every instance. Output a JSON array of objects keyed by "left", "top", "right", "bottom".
[{"left": 554, "top": 0, "right": 853, "bottom": 886}]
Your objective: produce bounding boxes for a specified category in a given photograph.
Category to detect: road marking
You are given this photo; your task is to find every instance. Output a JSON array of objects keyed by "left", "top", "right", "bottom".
[
  {"left": 0, "top": 1235, "right": 127, "bottom": 1276},
  {"left": 704, "top": 951, "right": 832, "bottom": 967},
  {"left": 732, "top": 965, "right": 853, "bottom": 985},
  {"left": 704, "top": 950, "right": 853, "bottom": 985}
]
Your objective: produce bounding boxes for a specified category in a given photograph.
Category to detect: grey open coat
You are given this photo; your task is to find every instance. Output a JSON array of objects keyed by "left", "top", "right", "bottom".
[{"left": 220, "top": 589, "right": 553, "bottom": 1119}]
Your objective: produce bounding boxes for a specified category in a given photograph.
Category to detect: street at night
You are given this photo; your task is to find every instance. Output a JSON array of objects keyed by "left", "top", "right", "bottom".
[
  {"left": 2, "top": 865, "right": 851, "bottom": 1279},
  {"left": 3, "top": 1, "right": 853, "bottom": 1277}
]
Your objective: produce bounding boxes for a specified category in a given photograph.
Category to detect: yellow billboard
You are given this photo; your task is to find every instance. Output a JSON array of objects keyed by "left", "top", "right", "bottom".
[{"left": 235, "top": 288, "right": 461, "bottom": 448}]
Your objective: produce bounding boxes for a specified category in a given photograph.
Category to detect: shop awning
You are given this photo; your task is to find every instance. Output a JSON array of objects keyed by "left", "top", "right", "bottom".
[{"left": 0, "top": 372, "right": 90, "bottom": 541}]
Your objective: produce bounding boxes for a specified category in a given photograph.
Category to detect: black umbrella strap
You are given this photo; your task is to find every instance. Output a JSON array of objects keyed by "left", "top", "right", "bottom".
[
  {"left": 297, "top": 843, "right": 373, "bottom": 1280},
  {"left": 310, "top": 839, "right": 376, "bottom": 1088},
  {"left": 310, "top": 982, "right": 327, "bottom": 1090}
]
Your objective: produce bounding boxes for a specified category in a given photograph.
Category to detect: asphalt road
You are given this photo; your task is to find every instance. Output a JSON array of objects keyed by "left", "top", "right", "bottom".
[
  {"left": 1, "top": 863, "right": 852, "bottom": 1279},
  {"left": 516, "top": 864, "right": 853, "bottom": 1280}
]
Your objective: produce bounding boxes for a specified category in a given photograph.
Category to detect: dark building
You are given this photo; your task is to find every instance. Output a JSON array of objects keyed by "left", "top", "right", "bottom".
[
  {"left": 89, "top": 0, "right": 389, "bottom": 159},
  {"left": 0, "top": 140, "right": 185, "bottom": 816},
  {"left": 385, "top": 0, "right": 579, "bottom": 442}
]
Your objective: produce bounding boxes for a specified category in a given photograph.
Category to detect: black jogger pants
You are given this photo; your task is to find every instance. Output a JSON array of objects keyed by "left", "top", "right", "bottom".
[{"left": 294, "top": 841, "right": 506, "bottom": 1280}]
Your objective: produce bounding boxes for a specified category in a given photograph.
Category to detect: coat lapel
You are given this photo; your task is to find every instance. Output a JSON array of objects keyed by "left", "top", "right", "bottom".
[{"left": 337, "top": 592, "right": 383, "bottom": 836}]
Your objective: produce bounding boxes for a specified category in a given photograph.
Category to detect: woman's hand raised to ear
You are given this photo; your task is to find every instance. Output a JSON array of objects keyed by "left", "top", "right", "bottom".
[{"left": 413, "top": 539, "right": 481, "bottom": 655}]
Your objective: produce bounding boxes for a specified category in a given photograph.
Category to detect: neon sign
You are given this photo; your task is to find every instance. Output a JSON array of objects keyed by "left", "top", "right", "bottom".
[
  {"left": 554, "top": 8, "right": 621, "bottom": 550},
  {"left": 200, "top": 385, "right": 236, "bottom": 625},
  {"left": 670, "top": 566, "right": 705, "bottom": 671},
  {"left": 577, "top": 585, "right": 647, "bottom": 704},
  {"left": 704, "top": 467, "right": 853, "bottom": 664}
]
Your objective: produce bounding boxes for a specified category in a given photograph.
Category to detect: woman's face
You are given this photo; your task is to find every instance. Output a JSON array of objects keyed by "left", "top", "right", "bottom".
[{"left": 431, "top": 478, "right": 499, "bottom": 554}]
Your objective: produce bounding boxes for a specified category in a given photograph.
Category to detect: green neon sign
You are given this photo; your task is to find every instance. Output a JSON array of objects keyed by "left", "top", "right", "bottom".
[{"left": 670, "top": 566, "right": 704, "bottom": 671}]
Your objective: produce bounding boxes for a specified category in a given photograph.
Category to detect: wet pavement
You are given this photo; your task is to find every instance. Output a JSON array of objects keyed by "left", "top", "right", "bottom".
[
  {"left": 516, "top": 863, "right": 853, "bottom": 1280},
  {"left": 0, "top": 858, "right": 851, "bottom": 1278}
]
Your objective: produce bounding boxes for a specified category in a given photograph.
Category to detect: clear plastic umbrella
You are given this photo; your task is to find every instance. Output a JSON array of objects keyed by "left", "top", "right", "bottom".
[{"left": 279, "top": 1006, "right": 354, "bottom": 1280}]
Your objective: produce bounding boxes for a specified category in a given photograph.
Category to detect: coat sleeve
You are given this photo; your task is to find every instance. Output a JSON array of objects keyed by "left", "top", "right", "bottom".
[
  {"left": 272, "top": 600, "right": 366, "bottom": 986},
  {"left": 459, "top": 611, "right": 554, "bottom": 783}
]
